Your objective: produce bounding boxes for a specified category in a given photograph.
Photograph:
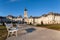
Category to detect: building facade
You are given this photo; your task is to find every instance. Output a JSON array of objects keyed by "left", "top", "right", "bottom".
[
  {"left": 28, "top": 12, "right": 60, "bottom": 25},
  {"left": 6, "top": 8, "right": 60, "bottom": 24}
]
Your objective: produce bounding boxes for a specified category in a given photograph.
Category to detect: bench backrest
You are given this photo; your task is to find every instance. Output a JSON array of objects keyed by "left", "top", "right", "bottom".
[{"left": 5, "top": 23, "right": 13, "bottom": 31}]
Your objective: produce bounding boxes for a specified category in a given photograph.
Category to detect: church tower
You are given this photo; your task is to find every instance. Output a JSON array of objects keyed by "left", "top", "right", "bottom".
[
  {"left": 24, "top": 8, "right": 28, "bottom": 18},
  {"left": 24, "top": 8, "right": 29, "bottom": 24}
]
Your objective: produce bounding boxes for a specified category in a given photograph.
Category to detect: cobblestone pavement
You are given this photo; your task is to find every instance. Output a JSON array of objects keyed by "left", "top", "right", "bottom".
[{"left": 6, "top": 24, "right": 60, "bottom": 40}]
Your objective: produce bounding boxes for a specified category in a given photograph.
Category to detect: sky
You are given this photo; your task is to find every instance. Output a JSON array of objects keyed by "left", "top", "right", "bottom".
[{"left": 0, "top": 0, "right": 60, "bottom": 17}]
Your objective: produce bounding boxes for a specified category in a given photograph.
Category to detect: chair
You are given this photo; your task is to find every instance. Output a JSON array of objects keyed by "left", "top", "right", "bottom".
[{"left": 5, "top": 23, "right": 18, "bottom": 38}]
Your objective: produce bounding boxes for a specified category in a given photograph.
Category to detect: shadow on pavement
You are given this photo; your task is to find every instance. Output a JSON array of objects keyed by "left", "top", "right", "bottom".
[{"left": 25, "top": 28, "right": 36, "bottom": 33}]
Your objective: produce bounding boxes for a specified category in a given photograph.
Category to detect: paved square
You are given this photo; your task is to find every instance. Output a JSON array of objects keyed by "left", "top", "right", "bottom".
[{"left": 6, "top": 25, "right": 60, "bottom": 40}]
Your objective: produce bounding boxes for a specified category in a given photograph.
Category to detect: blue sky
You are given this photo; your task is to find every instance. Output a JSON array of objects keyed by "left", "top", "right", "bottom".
[{"left": 0, "top": 0, "right": 60, "bottom": 17}]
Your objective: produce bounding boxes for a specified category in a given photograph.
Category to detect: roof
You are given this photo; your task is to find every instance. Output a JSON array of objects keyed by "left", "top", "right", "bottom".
[
  {"left": 7, "top": 15, "right": 16, "bottom": 18},
  {"left": 17, "top": 15, "right": 22, "bottom": 18},
  {"left": 24, "top": 8, "right": 27, "bottom": 11},
  {"left": 42, "top": 12, "right": 60, "bottom": 17},
  {"left": 29, "top": 16, "right": 40, "bottom": 19},
  {"left": 29, "top": 12, "right": 60, "bottom": 19}
]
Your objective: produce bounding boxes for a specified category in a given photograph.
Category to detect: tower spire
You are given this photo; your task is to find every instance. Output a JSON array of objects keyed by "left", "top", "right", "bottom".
[{"left": 24, "top": 8, "right": 27, "bottom": 11}]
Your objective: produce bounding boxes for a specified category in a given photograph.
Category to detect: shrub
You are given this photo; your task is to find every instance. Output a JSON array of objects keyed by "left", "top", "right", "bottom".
[{"left": 0, "top": 26, "right": 7, "bottom": 40}]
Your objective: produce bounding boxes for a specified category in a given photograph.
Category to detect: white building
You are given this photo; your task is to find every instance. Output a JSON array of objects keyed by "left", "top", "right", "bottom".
[
  {"left": 6, "top": 15, "right": 23, "bottom": 22},
  {"left": 6, "top": 8, "right": 60, "bottom": 25},
  {"left": 28, "top": 12, "right": 60, "bottom": 25},
  {"left": 13, "top": 16, "right": 22, "bottom": 21}
]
